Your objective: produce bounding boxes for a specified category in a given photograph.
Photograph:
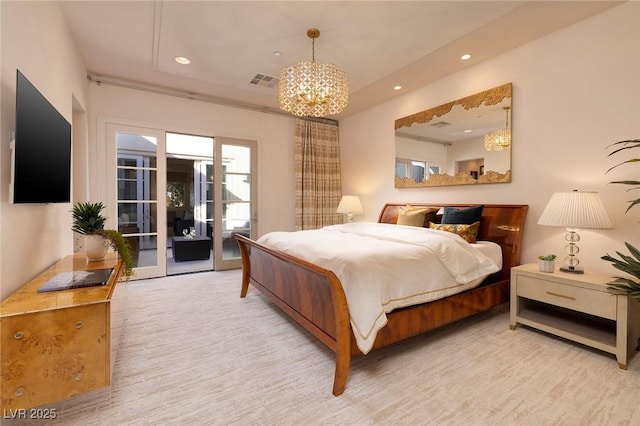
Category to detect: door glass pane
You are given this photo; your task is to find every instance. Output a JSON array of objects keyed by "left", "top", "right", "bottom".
[
  {"left": 134, "top": 235, "right": 158, "bottom": 268},
  {"left": 222, "top": 145, "right": 250, "bottom": 173},
  {"left": 166, "top": 133, "right": 214, "bottom": 275},
  {"left": 222, "top": 201, "right": 250, "bottom": 259},
  {"left": 206, "top": 201, "right": 214, "bottom": 220},
  {"left": 116, "top": 132, "right": 159, "bottom": 268},
  {"left": 222, "top": 174, "right": 249, "bottom": 201},
  {"left": 221, "top": 143, "right": 251, "bottom": 261},
  {"left": 396, "top": 161, "right": 409, "bottom": 178},
  {"left": 118, "top": 202, "right": 157, "bottom": 233}
]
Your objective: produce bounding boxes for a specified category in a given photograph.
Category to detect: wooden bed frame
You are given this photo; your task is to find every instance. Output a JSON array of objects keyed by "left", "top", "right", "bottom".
[{"left": 236, "top": 203, "right": 528, "bottom": 396}]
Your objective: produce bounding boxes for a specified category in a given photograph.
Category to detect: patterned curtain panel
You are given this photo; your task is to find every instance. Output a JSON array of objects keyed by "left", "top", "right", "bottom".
[{"left": 295, "top": 118, "right": 343, "bottom": 230}]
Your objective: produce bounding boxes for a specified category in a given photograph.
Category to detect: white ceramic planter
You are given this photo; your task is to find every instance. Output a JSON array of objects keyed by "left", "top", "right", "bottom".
[
  {"left": 538, "top": 259, "right": 555, "bottom": 273},
  {"left": 85, "top": 234, "right": 110, "bottom": 262}
]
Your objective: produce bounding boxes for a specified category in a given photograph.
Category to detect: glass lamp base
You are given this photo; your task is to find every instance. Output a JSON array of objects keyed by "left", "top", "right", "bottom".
[{"left": 560, "top": 265, "right": 584, "bottom": 274}]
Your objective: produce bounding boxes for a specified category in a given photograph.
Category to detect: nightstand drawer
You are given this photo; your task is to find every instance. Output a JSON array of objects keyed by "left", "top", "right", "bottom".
[{"left": 517, "top": 275, "right": 617, "bottom": 320}]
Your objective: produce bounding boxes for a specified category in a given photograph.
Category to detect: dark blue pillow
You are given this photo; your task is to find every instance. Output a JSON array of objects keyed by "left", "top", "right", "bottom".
[{"left": 442, "top": 205, "right": 484, "bottom": 225}]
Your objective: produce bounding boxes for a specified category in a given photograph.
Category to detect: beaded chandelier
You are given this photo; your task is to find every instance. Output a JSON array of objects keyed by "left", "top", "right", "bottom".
[
  {"left": 279, "top": 29, "right": 349, "bottom": 117},
  {"left": 484, "top": 107, "right": 511, "bottom": 151}
]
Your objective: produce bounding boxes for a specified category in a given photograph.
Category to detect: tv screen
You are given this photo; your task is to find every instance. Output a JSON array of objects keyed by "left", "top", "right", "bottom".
[{"left": 12, "top": 69, "right": 71, "bottom": 203}]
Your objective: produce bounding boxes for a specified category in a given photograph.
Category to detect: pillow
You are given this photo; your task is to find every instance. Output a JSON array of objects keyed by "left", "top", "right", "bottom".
[
  {"left": 429, "top": 221, "right": 480, "bottom": 243},
  {"left": 396, "top": 205, "right": 440, "bottom": 227},
  {"left": 397, "top": 205, "right": 430, "bottom": 227},
  {"left": 441, "top": 205, "right": 484, "bottom": 225}
]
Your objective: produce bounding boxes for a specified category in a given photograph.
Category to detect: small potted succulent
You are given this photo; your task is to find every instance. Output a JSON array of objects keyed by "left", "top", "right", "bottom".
[{"left": 538, "top": 254, "right": 557, "bottom": 273}]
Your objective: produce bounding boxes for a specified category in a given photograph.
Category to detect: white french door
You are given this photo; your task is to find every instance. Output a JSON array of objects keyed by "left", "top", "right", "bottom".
[
  {"left": 105, "top": 124, "right": 255, "bottom": 276},
  {"left": 193, "top": 160, "right": 213, "bottom": 239},
  {"left": 213, "top": 137, "right": 257, "bottom": 271},
  {"left": 106, "top": 123, "right": 167, "bottom": 279}
]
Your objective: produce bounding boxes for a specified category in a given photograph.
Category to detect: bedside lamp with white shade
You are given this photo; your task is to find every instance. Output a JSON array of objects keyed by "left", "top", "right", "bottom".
[
  {"left": 336, "top": 196, "right": 363, "bottom": 222},
  {"left": 537, "top": 190, "right": 613, "bottom": 274}
]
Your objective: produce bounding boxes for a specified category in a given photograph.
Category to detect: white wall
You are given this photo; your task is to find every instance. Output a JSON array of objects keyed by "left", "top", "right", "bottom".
[
  {"left": 0, "top": 1, "right": 88, "bottom": 299},
  {"left": 340, "top": 2, "right": 640, "bottom": 274},
  {"left": 87, "top": 83, "right": 296, "bottom": 238}
]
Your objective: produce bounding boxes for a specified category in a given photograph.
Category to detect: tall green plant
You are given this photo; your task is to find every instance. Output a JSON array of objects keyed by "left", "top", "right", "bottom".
[
  {"left": 605, "top": 139, "right": 640, "bottom": 213},
  {"left": 71, "top": 202, "right": 107, "bottom": 234},
  {"left": 601, "top": 139, "right": 640, "bottom": 297}
]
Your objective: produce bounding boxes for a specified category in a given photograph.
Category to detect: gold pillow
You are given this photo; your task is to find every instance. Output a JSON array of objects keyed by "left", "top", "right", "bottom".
[
  {"left": 428, "top": 221, "right": 480, "bottom": 243},
  {"left": 397, "top": 205, "right": 429, "bottom": 227}
]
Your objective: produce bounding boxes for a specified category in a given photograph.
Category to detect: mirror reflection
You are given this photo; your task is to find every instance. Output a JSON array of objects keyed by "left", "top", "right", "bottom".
[{"left": 395, "top": 83, "right": 512, "bottom": 187}]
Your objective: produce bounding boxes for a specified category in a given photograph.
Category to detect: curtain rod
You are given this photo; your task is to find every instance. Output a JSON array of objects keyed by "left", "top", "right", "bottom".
[
  {"left": 87, "top": 74, "right": 296, "bottom": 119},
  {"left": 299, "top": 116, "right": 339, "bottom": 126}
]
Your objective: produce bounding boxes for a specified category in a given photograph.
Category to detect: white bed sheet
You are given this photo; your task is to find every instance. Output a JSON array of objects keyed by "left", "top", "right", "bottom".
[{"left": 257, "top": 222, "right": 501, "bottom": 354}]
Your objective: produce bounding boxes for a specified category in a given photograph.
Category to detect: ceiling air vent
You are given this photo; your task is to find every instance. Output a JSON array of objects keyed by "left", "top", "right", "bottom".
[
  {"left": 430, "top": 121, "right": 451, "bottom": 128},
  {"left": 250, "top": 73, "right": 278, "bottom": 88}
]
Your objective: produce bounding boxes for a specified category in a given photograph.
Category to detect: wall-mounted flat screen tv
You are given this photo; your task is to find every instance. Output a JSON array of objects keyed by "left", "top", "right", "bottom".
[{"left": 12, "top": 69, "right": 71, "bottom": 203}]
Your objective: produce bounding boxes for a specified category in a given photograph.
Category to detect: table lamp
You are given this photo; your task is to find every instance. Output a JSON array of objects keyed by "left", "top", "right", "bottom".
[
  {"left": 336, "top": 196, "right": 363, "bottom": 222},
  {"left": 537, "top": 190, "right": 612, "bottom": 274}
]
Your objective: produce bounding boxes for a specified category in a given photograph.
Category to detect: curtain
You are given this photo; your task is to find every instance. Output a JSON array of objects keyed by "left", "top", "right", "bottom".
[{"left": 295, "top": 118, "right": 343, "bottom": 230}]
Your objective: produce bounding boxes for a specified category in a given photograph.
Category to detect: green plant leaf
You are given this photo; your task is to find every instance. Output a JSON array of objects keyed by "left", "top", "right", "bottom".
[
  {"left": 606, "top": 159, "right": 640, "bottom": 174},
  {"left": 609, "top": 180, "right": 640, "bottom": 186},
  {"left": 96, "top": 229, "right": 134, "bottom": 278},
  {"left": 71, "top": 202, "right": 107, "bottom": 235},
  {"left": 625, "top": 199, "right": 640, "bottom": 213},
  {"left": 602, "top": 140, "right": 640, "bottom": 297},
  {"left": 605, "top": 139, "right": 640, "bottom": 216},
  {"left": 601, "top": 246, "right": 640, "bottom": 281},
  {"left": 606, "top": 139, "right": 640, "bottom": 156},
  {"left": 625, "top": 242, "right": 640, "bottom": 261}
]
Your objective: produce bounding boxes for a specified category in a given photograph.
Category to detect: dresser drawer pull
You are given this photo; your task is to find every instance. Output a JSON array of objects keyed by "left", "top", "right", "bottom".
[{"left": 546, "top": 291, "right": 576, "bottom": 300}]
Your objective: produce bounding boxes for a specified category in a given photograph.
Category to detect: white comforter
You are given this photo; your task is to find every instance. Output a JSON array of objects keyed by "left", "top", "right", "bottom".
[{"left": 257, "top": 222, "right": 500, "bottom": 354}]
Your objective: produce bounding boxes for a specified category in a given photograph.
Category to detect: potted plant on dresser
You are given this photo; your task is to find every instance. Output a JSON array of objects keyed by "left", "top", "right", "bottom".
[
  {"left": 71, "top": 201, "right": 134, "bottom": 277},
  {"left": 601, "top": 139, "right": 640, "bottom": 298},
  {"left": 537, "top": 254, "right": 557, "bottom": 273}
]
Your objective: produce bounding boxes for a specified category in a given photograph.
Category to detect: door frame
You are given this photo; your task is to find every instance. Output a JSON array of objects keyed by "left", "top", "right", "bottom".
[
  {"left": 101, "top": 119, "right": 257, "bottom": 275},
  {"left": 105, "top": 122, "right": 167, "bottom": 279},
  {"left": 213, "top": 137, "right": 258, "bottom": 271}
]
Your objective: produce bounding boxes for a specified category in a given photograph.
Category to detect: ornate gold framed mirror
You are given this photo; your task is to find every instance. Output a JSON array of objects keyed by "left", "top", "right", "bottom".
[{"left": 395, "top": 83, "right": 512, "bottom": 187}]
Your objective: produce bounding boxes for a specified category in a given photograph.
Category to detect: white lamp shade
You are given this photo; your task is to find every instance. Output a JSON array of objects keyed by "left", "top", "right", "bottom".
[
  {"left": 336, "top": 196, "right": 363, "bottom": 214},
  {"left": 537, "top": 191, "right": 613, "bottom": 229}
]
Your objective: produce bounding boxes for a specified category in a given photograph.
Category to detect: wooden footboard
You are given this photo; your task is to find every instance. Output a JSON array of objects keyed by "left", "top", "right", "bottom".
[
  {"left": 237, "top": 203, "right": 528, "bottom": 395},
  {"left": 236, "top": 235, "right": 352, "bottom": 395}
]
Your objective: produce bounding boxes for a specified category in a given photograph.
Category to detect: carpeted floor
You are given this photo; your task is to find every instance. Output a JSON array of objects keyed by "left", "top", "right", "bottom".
[{"left": 6, "top": 270, "right": 640, "bottom": 425}]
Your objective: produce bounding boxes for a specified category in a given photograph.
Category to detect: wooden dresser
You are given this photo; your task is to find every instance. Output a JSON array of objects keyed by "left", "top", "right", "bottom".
[{"left": 0, "top": 254, "right": 125, "bottom": 409}]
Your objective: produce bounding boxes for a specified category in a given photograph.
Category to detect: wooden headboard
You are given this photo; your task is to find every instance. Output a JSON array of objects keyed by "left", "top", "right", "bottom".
[{"left": 378, "top": 203, "right": 529, "bottom": 282}]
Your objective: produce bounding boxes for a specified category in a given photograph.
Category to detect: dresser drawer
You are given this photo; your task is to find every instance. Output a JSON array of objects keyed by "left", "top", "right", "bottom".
[
  {"left": 1, "top": 304, "right": 108, "bottom": 409},
  {"left": 516, "top": 275, "right": 617, "bottom": 320}
]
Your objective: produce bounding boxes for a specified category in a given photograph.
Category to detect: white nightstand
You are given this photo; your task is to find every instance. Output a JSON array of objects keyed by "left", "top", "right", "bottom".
[{"left": 510, "top": 263, "right": 640, "bottom": 369}]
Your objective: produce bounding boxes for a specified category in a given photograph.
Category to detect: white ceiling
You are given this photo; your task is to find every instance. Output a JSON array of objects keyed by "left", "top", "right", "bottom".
[{"left": 58, "top": 1, "right": 621, "bottom": 119}]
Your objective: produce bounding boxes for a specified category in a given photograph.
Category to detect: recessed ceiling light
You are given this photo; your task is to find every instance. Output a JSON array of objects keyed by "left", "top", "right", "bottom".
[
  {"left": 273, "top": 51, "right": 282, "bottom": 57},
  {"left": 174, "top": 56, "right": 191, "bottom": 65},
  {"left": 394, "top": 85, "right": 402, "bottom": 91},
  {"left": 460, "top": 53, "right": 472, "bottom": 61},
  {"left": 464, "top": 129, "right": 472, "bottom": 133}
]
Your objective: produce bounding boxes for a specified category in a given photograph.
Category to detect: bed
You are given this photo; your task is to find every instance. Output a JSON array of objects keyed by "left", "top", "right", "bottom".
[{"left": 235, "top": 203, "right": 528, "bottom": 395}]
